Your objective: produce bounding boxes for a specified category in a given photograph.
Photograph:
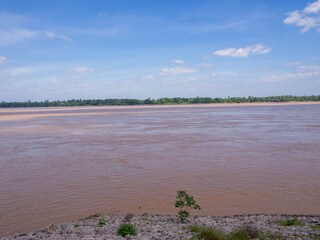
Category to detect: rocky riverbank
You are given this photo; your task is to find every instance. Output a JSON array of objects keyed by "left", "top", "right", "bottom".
[{"left": 1, "top": 214, "right": 319, "bottom": 240}]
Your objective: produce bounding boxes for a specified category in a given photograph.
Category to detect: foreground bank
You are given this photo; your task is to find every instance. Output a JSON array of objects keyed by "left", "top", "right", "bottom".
[{"left": 2, "top": 214, "right": 319, "bottom": 240}]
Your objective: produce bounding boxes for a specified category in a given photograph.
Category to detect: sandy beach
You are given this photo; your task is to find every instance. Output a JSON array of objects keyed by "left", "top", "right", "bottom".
[{"left": 1, "top": 102, "right": 320, "bottom": 121}]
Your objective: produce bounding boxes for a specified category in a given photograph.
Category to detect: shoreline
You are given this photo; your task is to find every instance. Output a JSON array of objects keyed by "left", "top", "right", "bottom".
[
  {"left": 1, "top": 102, "right": 320, "bottom": 122},
  {"left": 1, "top": 101, "right": 320, "bottom": 112},
  {"left": 1, "top": 213, "right": 319, "bottom": 239}
]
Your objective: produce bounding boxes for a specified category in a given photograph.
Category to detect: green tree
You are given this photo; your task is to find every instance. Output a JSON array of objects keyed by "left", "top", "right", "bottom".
[{"left": 175, "top": 190, "right": 201, "bottom": 222}]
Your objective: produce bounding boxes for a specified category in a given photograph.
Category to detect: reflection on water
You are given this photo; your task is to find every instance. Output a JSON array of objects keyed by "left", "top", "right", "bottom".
[{"left": 0, "top": 104, "right": 320, "bottom": 236}]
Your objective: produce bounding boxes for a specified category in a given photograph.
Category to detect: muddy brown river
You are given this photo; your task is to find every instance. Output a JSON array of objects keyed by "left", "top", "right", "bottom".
[{"left": 0, "top": 103, "right": 319, "bottom": 236}]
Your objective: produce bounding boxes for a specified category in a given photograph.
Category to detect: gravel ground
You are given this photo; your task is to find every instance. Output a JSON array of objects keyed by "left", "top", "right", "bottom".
[{"left": 1, "top": 214, "right": 319, "bottom": 240}]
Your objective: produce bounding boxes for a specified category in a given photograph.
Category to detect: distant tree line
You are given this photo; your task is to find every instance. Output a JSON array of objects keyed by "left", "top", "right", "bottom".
[{"left": 0, "top": 95, "right": 319, "bottom": 108}]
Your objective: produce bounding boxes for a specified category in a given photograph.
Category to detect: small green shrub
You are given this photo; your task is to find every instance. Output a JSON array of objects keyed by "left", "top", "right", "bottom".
[
  {"left": 311, "top": 225, "right": 320, "bottom": 229},
  {"left": 275, "top": 219, "right": 304, "bottom": 226},
  {"left": 240, "top": 225, "right": 259, "bottom": 238},
  {"left": 197, "top": 227, "right": 225, "bottom": 240},
  {"left": 228, "top": 229, "right": 251, "bottom": 240},
  {"left": 263, "top": 233, "right": 287, "bottom": 240},
  {"left": 97, "top": 217, "right": 106, "bottom": 227},
  {"left": 47, "top": 224, "right": 56, "bottom": 231},
  {"left": 124, "top": 213, "right": 134, "bottom": 222},
  {"left": 74, "top": 224, "right": 80, "bottom": 228},
  {"left": 188, "top": 225, "right": 204, "bottom": 233},
  {"left": 175, "top": 190, "right": 201, "bottom": 222},
  {"left": 84, "top": 213, "right": 102, "bottom": 220},
  {"left": 230, "top": 227, "right": 286, "bottom": 240},
  {"left": 117, "top": 223, "right": 137, "bottom": 237},
  {"left": 188, "top": 225, "right": 286, "bottom": 240},
  {"left": 189, "top": 225, "right": 225, "bottom": 240}
]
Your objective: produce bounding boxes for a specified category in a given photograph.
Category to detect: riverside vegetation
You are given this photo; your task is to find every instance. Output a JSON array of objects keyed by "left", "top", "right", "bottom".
[
  {"left": 1, "top": 192, "right": 320, "bottom": 239},
  {"left": 0, "top": 95, "right": 319, "bottom": 107},
  {"left": 115, "top": 190, "right": 200, "bottom": 237},
  {"left": 2, "top": 214, "right": 319, "bottom": 239}
]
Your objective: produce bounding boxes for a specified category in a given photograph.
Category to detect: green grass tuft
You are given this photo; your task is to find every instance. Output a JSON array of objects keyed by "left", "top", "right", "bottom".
[
  {"left": 188, "top": 225, "right": 228, "bottom": 240},
  {"left": 188, "top": 225, "right": 286, "bottom": 240},
  {"left": 228, "top": 229, "right": 251, "bottom": 240},
  {"left": 124, "top": 213, "right": 134, "bottom": 222},
  {"left": 275, "top": 219, "right": 304, "bottom": 226},
  {"left": 311, "top": 225, "right": 320, "bottom": 229},
  {"left": 84, "top": 213, "right": 102, "bottom": 220},
  {"left": 188, "top": 225, "right": 205, "bottom": 233},
  {"left": 97, "top": 217, "right": 106, "bottom": 227},
  {"left": 117, "top": 223, "right": 137, "bottom": 237}
]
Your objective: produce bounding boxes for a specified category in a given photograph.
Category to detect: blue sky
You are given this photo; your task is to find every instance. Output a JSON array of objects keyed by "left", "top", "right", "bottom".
[{"left": 0, "top": 0, "right": 319, "bottom": 101}]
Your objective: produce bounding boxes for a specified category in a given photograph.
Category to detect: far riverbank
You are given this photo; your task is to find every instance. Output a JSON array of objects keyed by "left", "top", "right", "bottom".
[{"left": 1, "top": 95, "right": 319, "bottom": 108}]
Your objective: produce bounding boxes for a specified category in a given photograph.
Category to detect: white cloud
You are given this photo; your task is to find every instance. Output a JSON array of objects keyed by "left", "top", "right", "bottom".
[
  {"left": 304, "top": 0, "right": 320, "bottom": 14},
  {"left": 77, "top": 83, "right": 90, "bottom": 88},
  {"left": 71, "top": 67, "right": 95, "bottom": 74},
  {"left": 248, "top": 65, "right": 320, "bottom": 83},
  {"left": 259, "top": 72, "right": 319, "bottom": 82},
  {"left": 214, "top": 48, "right": 236, "bottom": 56},
  {"left": 284, "top": 11, "right": 319, "bottom": 32},
  {"left": 211, "top": 73, "right": 217, "bottom": 77},
  {"left": 188, "top": 18, "right": 257, "bottom": 34},
  {"left": 0, "top": 12, "right": 36, "bottom": 46},
  {"left": 202, "top": 54, "right": 211, "bottom": 60},
  {"left": 284, "top": 0, "right": 320, "bottom": 32},
  {"left": 0, "top": 56, "right": 6, "bottom": 65},
  {"left": 213, "top": 44, "right": 272, "bottom": 57},
  {"left": 285, "top": 61, "right": 302, "bottom": 66},
  {"left": 143, "top": 74, "right": 155, "bottom": 79},
  {"left": 297, "top": 64, "right": 320, "bottom": 72},
  {"left": 97, "top": 12, "right": 109, "bottom": 17},
  {"left": 162, "top": 77, "right": 199, "bottom": 85},
  {"left": 0, "top": 28, "right": 35, "bottom": 46},
  {"left": 251, "top": 44, "right": 272, "bottom": 54},
  {"left": 171, "top": 59, "right": 185, "bottom": 64},
  {"left": 251, "top": 68, "right": 270, "bottom": 73},
  {"left": 46, "top": 32, "right": 71, "bottom": 41},
  {"left": 49, "top": 79, "right": 64, "bottom": 85},
  {"left": 75, "top": 28, "right": 120, "bottom": 37},
  {"left": 202, "top": 63, "right": 212, "bottom": 67},
  {"left": 5, "top": 67, "right": 37, "bottom": 77},
  {"left": 159, "top": 67, "right": 198, "bottom": 76}
]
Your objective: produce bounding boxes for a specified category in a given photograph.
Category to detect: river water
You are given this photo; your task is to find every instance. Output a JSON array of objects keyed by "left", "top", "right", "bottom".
[{"left": 0, "top": 103, "right": 319, "bottom": 236}]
